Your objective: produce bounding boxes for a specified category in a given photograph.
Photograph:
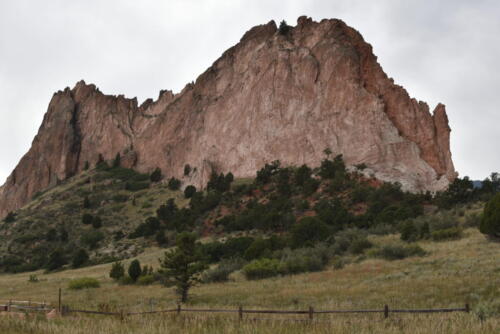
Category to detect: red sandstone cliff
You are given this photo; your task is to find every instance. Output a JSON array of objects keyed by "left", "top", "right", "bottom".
[{"left": 0, "top": 17, "right": 456, "bottom": 217}]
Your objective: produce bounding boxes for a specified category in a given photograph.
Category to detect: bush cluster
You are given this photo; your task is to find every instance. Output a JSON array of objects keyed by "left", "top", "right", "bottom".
[{"left": 68, "top": 277, "right": 100, "bottom": 290}]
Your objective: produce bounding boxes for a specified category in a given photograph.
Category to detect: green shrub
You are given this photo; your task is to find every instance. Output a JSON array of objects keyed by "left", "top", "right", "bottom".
[
  {"left": 464, "top": 212, "right": 481, "bottom": 227},
  {"left": 184, "top": 185, "right": 197, "bottom": 199},
  {"left": 150, "top": 168, "right": 163, "bottom": 182},
  {"left": 202, "top": 259, "right": 245, "bottom": 283},
  {"left": 109, "top": 261, "right": 125, "bottom": 281},
  {"left": 370, "top": 244, "right": 426, "bottom": 261},
  {"left": 480, "top": 193, "right": 500, "bottom": 238},
  {"left": 400, "top": 221, "right": 419, "bottom": 242},
  {"left": 244, "top": 238, "right": 273, "bottom": 261},
  {"left": 112, "top": 194, "right": 129, "bottom": 202},
  {"left": 118, "top": 276, "right": 135, "bottom": 285},
  {"left": 92, "top": 216, "right": 102, "bottom": 229},
  {"left": 348, "top": 237, "right": 373, "bottom": 255},
  {"left": 80, "top": 230, "right": 104, "bottom": 249},
  {"left": 46, "top": 249, "right": 66, "bottom": 271},
  {"left": 290, "top": 217, "right": 331, "bottom": 248},
  {"left": 68, "top": 277, "right": 100, "bottom": 290},
  {"left": 184, "top": 164, "right": 191, "bottom": 176},
  {"left": 72, "top": 249, "right": 89, "bottom": 268},
  {"left": 273, "top": 244, "right": 333, "bottom": 275},
  {"left": 167, "top": 177, "right": 181, "bottom": 191},
  {"left": 431, "top": 227, "right": 463, "bottom": 241},
  {"left": 332, "top": 256, "right": 344, "bottom": 270},
  {"left": 137, "top": 275, "right": 156, "bottom": 285},
  {"left": 82, "top": 213, "right": 93, "bottom": 225},
  {"left": 125, "top": 181, "right": 150, "bottom": 191},
  {"left": 243, "top": 258, "right": 280, "bottom": 280}
]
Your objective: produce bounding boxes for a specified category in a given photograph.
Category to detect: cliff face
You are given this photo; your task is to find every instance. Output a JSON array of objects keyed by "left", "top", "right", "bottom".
[{"left": 0, "top": 17, "right": 456, "bottom": 217}]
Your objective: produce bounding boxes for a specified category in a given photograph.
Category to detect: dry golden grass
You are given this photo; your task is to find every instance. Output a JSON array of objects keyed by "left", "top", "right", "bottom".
[{"left": 1, "top": 228, "right": 499, "bottom": 333}]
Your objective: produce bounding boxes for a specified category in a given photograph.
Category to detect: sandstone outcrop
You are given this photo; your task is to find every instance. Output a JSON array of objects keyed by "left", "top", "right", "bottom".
[{"left": 0, "top": 17, "right": 456, "bottom": 217}]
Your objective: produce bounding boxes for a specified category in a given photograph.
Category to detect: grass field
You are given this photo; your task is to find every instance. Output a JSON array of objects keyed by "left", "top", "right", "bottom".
[{"left": 0, "top": 228, "right": 499, "bottom": 333}]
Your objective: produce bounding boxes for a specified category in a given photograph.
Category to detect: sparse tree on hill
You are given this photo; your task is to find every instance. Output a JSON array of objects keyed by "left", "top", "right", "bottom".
[
  {"left": 82, "top": 213, "right": 93, "bottom": 225},
  {"left": 109, "top": 261, "right": 125, "bottom": 281},
  {"left": 113, "top": 153, "right": 121, "bottom": 168},
  {"left": 150, "top": 168, "right": 163, "bottom": 182},
  {"left": 184, "top": 185, "right": 197, "bottom": 199},
  {"left": 278, "top": 20, "right": 291, "bottom": 35},
  {"left": 184, "top": 164, "right": 191, "bottom": 176},
  {"left": 128, "top": 259, "right": 142, "bottom": 282},
  {"left": 47, "top": 248, "right": 66, "bottom": 271},
  {"left": 83, "top": 196, "right": 91, "bottom": 209},
  {"left": 72, "top": 249, "right": 89, "bottom": 268},
  {"left": 168, "top": 177, "right": 181, "bottom": 191},
  {"left": 159, "top": 232, "right": 207, "bottom": 303},
  {"left": 92, "top": 216, "right": 102, "bottom": 229}
]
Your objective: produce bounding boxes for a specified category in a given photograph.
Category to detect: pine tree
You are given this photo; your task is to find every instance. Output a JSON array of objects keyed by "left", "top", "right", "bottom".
[
  {"left": 159, "top": 232, "right": 207, "bottom": 302},
  {"left": 113, "top": 153, "right": 121, "bottom": 168},
  {"left": 128, "top": 259, "right": 142, "bottom": 282},
  {"left": 72, "top": 249, "right": 89, "bottom": 268},
  {"left": 109, "top": 261, "right": 125, "bottom": 281}
]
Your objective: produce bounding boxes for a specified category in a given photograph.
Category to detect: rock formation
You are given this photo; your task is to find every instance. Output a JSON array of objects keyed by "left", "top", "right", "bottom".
[{"left": 0, "top": 17, "right": 456, "bottom": 218}]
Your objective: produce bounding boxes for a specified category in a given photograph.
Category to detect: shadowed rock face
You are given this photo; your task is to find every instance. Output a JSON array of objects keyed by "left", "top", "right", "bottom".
[{"left": 0, "top": 17, "right": 456, "bottom": 217}]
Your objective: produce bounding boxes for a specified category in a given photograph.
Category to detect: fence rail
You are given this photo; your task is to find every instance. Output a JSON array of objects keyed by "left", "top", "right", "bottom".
[
  {"left": 0, "top": 299, "right": 51, "bottom": 313},
  {"left": 65, "top": 303, "right": 471, "bottom": 321},
  {"left": 1, "top": 290, "right": 470, "bottom": 323}
]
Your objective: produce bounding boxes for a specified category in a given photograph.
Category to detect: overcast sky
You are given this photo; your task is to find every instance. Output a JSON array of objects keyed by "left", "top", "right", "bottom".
[{"left": 1, "top": 0, "right": 499, "bottom": 184}]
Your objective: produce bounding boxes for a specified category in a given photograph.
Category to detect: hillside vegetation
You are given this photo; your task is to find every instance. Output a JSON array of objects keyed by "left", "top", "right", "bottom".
[{"left": 0, "top": 154, "right": 432, "bottom": 273}]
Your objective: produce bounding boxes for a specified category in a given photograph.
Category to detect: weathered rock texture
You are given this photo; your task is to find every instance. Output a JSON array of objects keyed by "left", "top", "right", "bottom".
[{"left": 0, "top": 17, "right": 456, "bottom": 217}]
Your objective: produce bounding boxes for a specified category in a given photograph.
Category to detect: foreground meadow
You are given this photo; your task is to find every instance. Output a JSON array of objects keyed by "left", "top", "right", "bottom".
[{"left": 0, "top": 228, "right": 499, "bottom": 333}]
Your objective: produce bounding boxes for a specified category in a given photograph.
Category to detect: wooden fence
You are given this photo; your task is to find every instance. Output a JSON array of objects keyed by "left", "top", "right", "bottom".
[
  {"left": 66, "top": 303, "right": 471, "bottom": 321},
  {"left": 1, "top": 289, "right": 471, "bottom": 322},
  {"left": 0, "top": 300, "right": 51, "bottom": 312}
]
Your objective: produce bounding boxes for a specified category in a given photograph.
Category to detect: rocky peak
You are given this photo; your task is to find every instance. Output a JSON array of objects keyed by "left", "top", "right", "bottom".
[{"left": 0, "top": 17, "right": 456, "bottom": 218}]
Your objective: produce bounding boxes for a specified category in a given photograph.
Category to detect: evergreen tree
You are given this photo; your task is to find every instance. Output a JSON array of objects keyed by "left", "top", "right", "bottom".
[
  {"left": 113, "top": 153, "right": 121, "bottom": 168},
  {"left": 72, "top": 249, "right": 89, "bottom": 268},
  {"left": 83, "top": 161, "right": 90, "bottom": 170},
  {"left": 83, "top": 196, "right": 91, "bottom": 209},
  {"left": 128, "top": 259, "right": 142, "bottom": 282},
  {"left": 92, "top": 216, "right": 102, "bottom": 229},
  {"left": 155, "top": 230, "right": 168, "bottom": 246},
  {"left": 184, "top": 164, "right": 191, "bottom": 176},
  {"left": 82, "top": 213, "right": 93, "bottom": 225},
  {"left": 168, "top": 177, "right": 181, "bottom": 190},
  {"left": 47, "top": 249, "right": 66, "bottom": 271},
  {"left": 278, "top": 20, "right": 291, "bottom": 35},
  {"left": 109, "top": 261, "right": 125, "bottom": 281},
  {"left": 159, "top": 232, "right": 207, "bottom": 302},
  {"left": 480, "top": 193, "right": 500, "bottom": 238},
  {"left": 150, "top": 168, "right": 163, "bottom": 182},
  {"left": 4, "top": 211, "right": 16, "bottom": 223},
  {"left": 184, "top": 185, "right": 197, "bottom": 199}
]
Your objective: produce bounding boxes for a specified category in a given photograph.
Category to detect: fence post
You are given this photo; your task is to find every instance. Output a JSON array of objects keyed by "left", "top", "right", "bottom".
[
  {"left": 384, "top": 305, "right": 389, "bottom": 318},
  {"left": 120, "top": 309, "right": 125, "bottom": 321},
  {"left": 58, "top": 288, "right": 62, "bottom": 314},
  {"left": 8, "top": 299, "right": 11, "bottom": 312},
  {"left": 465, "top": 303, "right": 470, "bottom": 313},
  {"left": 238, "top": 305, "right": 243, "bottom": 321},
  {"left": 177, "top": 304, "right": 181, "bottom": 316},
  {"left": 309, "top": 306, "right": 314, "bottom": 321}
]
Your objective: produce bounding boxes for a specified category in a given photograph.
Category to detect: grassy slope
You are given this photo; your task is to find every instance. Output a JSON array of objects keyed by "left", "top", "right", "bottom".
[
  {"left": 0, "top": 228, "right": 499, "bottom": 333},
  {"left": 0, "top": 169, "right": 187, "bottom": 265}
]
